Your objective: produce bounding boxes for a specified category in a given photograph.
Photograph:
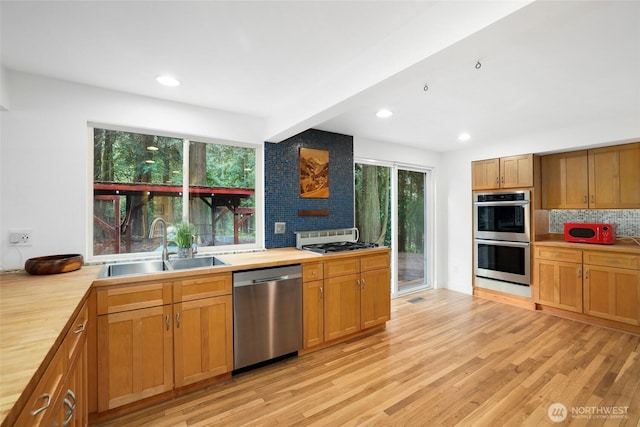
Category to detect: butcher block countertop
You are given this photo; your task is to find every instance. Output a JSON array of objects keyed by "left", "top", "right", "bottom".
[
  {"left": 535, "top": 234, "right": 640, "bottom": 254},
  {"left": 0, "top": 264, "right": 101, "bottom": 424},
  {"left": 0, "top": 247, "right": 388, "bottom": 424}
]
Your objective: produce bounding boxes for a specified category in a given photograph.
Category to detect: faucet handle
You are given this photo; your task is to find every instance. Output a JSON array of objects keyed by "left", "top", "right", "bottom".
[{"left": 191, "top": 235, "right": 198, "bottom": 256}]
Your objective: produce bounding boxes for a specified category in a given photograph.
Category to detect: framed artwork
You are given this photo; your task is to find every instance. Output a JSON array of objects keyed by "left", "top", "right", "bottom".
[{"left": 299, "top": 147, "right": 329, "bottom": 198}]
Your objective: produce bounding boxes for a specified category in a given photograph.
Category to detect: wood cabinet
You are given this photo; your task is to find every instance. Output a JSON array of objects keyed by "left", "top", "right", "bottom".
[
  {"left": 534, "top": 247, "right": 583, "bottom": 313},
  {"left": 472, "top": 154, "right": 533, "bottom": 190},
  {"left": 535, "top": 244, "right": 640, "bottom": 327},
  {"left": 588, "top": 142, "right": 640, "bottom": 209},
  {"left": 583, "top": 251, "right": 640, "bottom": 325},
  {"left": 360, "top": 253, "right": 391, "bottom": 329},
  {"left": 96, "top": 274, "right": 233, "bottom": 411},
  {"left": 472, "top": 158, "right": 500, "bottom": 190},
  {"left": 324, "top": 271, "right": 361, "bottom": 341},
  {"left": 96, "top": 282, "right": 174, "bottom": 411},
  {"left": 15, "top": 301, "right": 89, "bottom": 426},
  {"left": 541, "top": 150, "right": 589, "bottom": 209},
  {"left": 302, "top": 263, "right": 324, "bottom": 348},
  {"left": 302, "top": 251, "right": 390, "bottom": 349},
  {"left": 173, "top": 274, "right": 233, "bottom": 388},
  {"left": 541, "top": 142, "right": 640, "bottom": 209}
]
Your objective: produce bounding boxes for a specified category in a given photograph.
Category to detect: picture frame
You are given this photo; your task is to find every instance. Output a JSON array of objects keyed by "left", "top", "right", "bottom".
[{"left": 299, "top": 147, "right": 329, "bottom": 198}]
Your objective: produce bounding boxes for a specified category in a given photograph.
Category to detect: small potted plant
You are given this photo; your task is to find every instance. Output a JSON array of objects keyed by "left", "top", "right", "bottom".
[{"left": 175, "top": 222, "right": 195, "bottom": 258}]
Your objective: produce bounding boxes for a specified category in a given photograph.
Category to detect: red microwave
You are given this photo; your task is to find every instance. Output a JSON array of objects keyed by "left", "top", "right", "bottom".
[{"left": 563, "top": 223, "right": 616, "bottom": 244}]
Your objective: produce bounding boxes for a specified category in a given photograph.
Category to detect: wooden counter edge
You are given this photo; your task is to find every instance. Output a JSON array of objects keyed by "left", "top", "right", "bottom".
[{"left": 0, "top": 289, "right": 92, "bottom": 427}]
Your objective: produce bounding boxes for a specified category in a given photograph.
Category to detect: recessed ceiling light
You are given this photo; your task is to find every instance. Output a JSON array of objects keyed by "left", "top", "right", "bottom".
[
  {"left": 156, "top": 75, "right": 181, "bottom": 87},
  {"left": 458, "top": 132, "right": 471, "bottom": 141},
  {"left": 376, "top": 109, "right": 393, "bottom": 118}
]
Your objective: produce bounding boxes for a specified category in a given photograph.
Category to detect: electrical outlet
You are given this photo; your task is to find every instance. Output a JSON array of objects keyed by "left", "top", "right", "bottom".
[
  {"left": 274, "top": 222, "right": 286, "bottom": 234},
  {"left": 9, "top": 229, "right": 33, "bottom": 246}
]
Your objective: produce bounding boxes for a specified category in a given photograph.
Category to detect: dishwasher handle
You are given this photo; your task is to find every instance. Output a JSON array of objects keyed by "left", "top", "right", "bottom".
[{"left": 252, "top": 275, "right": 290, "bottom": 284}]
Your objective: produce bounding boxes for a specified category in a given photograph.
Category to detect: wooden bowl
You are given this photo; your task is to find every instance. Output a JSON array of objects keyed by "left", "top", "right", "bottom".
[{"left": 25, "top": 254, "right": 84, "bottom": 275}]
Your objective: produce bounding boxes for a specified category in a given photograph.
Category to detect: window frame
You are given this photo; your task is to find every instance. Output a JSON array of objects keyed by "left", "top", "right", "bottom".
[{"left": 87, "top": 123, "right": 264, "bottom": 262}]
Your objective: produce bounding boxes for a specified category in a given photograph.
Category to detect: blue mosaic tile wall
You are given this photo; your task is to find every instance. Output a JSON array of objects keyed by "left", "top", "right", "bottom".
[
  {"left": 549, "top": 209, "right": 640, "bottom": 236},
  {"left": 265, "top": 129, "right": 354, "bottom": 248}
]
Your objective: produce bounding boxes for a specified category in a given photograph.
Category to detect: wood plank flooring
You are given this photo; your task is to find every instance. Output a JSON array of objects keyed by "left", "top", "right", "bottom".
[{"left": 95, "top": 289, "right": 640, "bottom": 426}]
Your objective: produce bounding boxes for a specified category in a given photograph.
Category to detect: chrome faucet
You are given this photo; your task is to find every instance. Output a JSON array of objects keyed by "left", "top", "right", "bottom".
[{"left": 149, "top": 218, "right": 169, "bottom": 262}]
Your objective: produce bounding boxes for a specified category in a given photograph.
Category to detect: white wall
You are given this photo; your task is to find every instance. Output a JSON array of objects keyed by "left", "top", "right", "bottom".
[
  {"left": 442, "top": 124, "right": 640, "bottom": 295},
  {"left": 0, "top": 71, "right": 265, "bottom": 270}
]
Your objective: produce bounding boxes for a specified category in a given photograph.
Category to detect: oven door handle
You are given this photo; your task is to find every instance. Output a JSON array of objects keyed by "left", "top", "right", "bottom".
[
  {"left": 474, "top": 201, "right": 530, "bottom": 207},
  {"left": 475, "top": 239, "right": 530, "bottom": 247}
]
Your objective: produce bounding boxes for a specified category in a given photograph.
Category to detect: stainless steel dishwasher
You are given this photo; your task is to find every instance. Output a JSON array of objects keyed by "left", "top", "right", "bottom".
[{"left": 233, "top": 264, "right": 302, "bottom": 371}]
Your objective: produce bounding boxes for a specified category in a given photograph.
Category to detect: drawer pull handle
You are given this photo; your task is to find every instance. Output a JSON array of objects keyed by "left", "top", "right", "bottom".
[
  {"left": 583, "top": 195, "right": 587, "bottom": 204},
  {"left": 165, "top": 314, "right": 170, "bottom": 331},
  {"left": 604, "top": 258, "right": 619, "bottom": 263},
  {"left": 311, "top": 271, "right": 316, "bottom": 276},
  {"left": 585, "top": 270, "right": 590, "bottom": 279},
  {"left": 66, "top": 389, "right": 76, "bottom": 408},
  {"left": 361, "top": 278, "right": 366, "bottom": 289},
  {"left": 577, "top": 269, "right": 582, "bottom": 278},
  {"left": 73, "top": 323, "right": 85, "bottom": 334},
  {"left": 320, "top": 287, "right": 323, "bottom": 299},
  {"left": 176, "top": 312, "right": 181, "bottom": 328},
  {"left": 63, "top": 398, "right": 74, "bottom": 425},
  {"left": 30, "top": 394, "right": 51, "bottom": 416}
]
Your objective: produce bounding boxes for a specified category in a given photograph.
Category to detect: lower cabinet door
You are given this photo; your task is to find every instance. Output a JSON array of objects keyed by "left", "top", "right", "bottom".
[
  {"left": 97, "top": 305, "right": 173, "bottom": 411},
  {"left": 584, "top": 265, "right": 640, "bottom": 325},
  {"left": 535, "top": 259, "right": 583, "bottom": 313},
  {"left": 174, "top": 295, "right": 233, "bottom": 388},
  {"left": 303, "top": 280, "right": 324, "bottom": 348},
  {"left": 360, "top": 268, "right": 391, "bottom": 329},
  {"left": 324, "top": 274, "right": 361, "bottom": 341}
]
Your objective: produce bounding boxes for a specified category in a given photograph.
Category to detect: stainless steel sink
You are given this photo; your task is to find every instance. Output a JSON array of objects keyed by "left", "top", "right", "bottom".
[
  {"left": 98, "top": 260, "right": 170, "bottom": 278},
  {"left": 169, "top": 256, "right": 227, "bottom": 270}
]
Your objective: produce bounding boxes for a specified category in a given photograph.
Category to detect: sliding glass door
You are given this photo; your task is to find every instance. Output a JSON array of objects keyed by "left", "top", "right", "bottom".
[
  {"left": 397, "top": 169, "right": 427, "bottom": 293},
  {"left": 355, "top": 161, "right": 432, "bottom": 296}
]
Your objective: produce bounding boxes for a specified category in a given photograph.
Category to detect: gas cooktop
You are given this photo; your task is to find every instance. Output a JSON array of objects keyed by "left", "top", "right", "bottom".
[{"left": 302, "top": 241, "right": 377, "bottom": 254}]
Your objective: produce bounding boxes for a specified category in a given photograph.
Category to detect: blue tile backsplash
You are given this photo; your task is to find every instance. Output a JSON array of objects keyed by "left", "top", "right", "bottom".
[
  {"left": 265, "top": 129, "right": 354, "bottom": 248},
  {"left": 549, "top": 210, "right": 640, "bottom": 236}
]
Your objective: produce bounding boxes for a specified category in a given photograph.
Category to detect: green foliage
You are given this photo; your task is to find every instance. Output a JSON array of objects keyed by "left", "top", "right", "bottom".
[{"left": 175, "top": 222, "right": 195, "bottom": 248}]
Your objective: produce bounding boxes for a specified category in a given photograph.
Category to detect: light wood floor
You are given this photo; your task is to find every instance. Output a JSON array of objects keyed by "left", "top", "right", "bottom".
[{"left": 96, "top": 289, "right": 640, "bottom": 426}]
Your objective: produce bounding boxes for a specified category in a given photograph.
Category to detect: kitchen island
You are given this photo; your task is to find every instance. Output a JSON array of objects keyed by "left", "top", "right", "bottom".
[{"left": 0, "top": 247, "right": 390, "bottom": 426}]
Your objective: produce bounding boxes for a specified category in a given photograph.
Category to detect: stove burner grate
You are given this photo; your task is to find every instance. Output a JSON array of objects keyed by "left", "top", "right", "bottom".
[{"left": 302, "top": 241, "right": 377, "bottom": 254}]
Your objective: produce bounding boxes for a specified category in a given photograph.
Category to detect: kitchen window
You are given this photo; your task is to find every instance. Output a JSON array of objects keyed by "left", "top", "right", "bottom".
[{"left": 90, "top": 126, "right": 262, "bottom": 260}]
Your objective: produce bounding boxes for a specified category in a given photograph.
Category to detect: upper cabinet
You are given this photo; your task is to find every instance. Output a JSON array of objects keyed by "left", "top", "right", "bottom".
[
  {"left": 472, "top": 154, "right": 533, "bottom": 190},
  {"left": 588, "top": 143, "right": 640, "bottom": 209},
  {"left": 541, "top": 150, "right": 589, "bottom": 209},
  {"left": 541, "top": 142, "right": 640, "bottom": 209}
]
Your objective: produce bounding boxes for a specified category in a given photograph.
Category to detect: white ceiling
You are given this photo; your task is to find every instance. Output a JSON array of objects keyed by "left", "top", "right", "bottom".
[{"left": 1, "top": 1, "right": 639, "bottom": 152}]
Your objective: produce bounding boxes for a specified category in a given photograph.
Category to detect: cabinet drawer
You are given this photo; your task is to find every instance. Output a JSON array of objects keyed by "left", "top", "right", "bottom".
[
  {"left": 15, "top": 349, "right": 65, "bottom": 426},
  {"left": 535, "top": 246, "right": 582, "bottom": 263},
  {"left": 324, "top": 258, "right": 360, "bottom": 278},
  {"left": 97, "top": 282, "right": 172, "bottom": 315},
  {"left": 303, "top": 262, "right": 324, "bottom": 282},
  {"left": 174, "top": 273, "right": 232, "bottom": 302},
  {"left": 64, "top": 300, "right": 88, "bottom": 364},
  {"left": 583, "top": 251, "right": 639, "bottom": 270},
  {"left": 360, "top": 253, "right": 390, "bottom": 271}
]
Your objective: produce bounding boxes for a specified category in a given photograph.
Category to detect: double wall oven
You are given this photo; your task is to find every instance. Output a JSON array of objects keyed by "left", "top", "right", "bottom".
[{"left": 474, "top": 191, "right": 531, "bottom": 292}]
